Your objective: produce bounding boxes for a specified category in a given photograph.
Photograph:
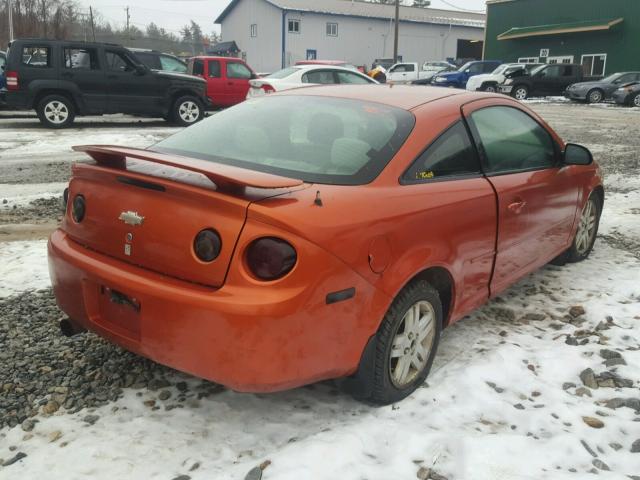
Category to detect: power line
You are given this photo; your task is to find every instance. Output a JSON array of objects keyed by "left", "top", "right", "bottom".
[{"left": 435, "top": 0, "right": 485, "bottom": 13}]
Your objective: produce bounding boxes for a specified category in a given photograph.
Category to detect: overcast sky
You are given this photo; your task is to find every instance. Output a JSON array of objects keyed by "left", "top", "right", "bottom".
[{"left": 79, "top": 0, "right": 486, "bottom": 36}]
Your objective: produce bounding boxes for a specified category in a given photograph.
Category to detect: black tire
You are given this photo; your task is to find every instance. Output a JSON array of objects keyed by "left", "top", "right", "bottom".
[
  {"left": 512, "top": 85, "right": 529, "bottom": 101},
  {"left": 632, "top": 93, "right": 640, "bottom": 108},
  {"left": 170, "top": 95, "right": 204, "bottom": 126},
  {"left": 587, "top": 89, "right": 604, "bottom": 104},
  {"left": 553, "top": 193, "right": 602, "bottom": 265},
  {"left": 36, "top": 94, "right": 75, "bottom": 128},
  {"left": 350, "top": 280, "right": 442, "bottom": 405},
  {"left": 482, "top": 84, "right": 497, "bottom": 93}
]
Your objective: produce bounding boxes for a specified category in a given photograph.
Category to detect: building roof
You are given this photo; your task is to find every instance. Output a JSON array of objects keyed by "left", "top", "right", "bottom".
[
  {"left": 216, "top": 0, "right": 485, "bottom": 28},
  {"left": 498, "top": 17, "right": 624, "bottom": 40}
]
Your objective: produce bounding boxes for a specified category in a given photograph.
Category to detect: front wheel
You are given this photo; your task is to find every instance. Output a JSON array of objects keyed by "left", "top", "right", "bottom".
[
  {"left": 512, "top": 85, "right": 529, "bottom": 100},
  {"left": 632, "top": 93, "right": 640, "bottom": 108},
  {"left": 587, "top": 89, "right": 604, "bottom": 104},
  {"left": 37, "top": 95, "right": 76, "bottom": 128},
  {"left": 350, "top": 280, "right": 442, "bottom": 405},
  {"left": 170, "top": 96, "right": 204, "bottom": 126},
  {"left": 482, "top": 84, "right": 497, "bottom": 93},
  {"left": 567, "top": 194, "right": 602, "bottom": 262}
]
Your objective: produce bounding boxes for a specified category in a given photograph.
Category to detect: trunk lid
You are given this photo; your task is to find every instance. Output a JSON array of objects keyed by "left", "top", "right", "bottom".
[{"left": 64, "top": 146, "right": 303, "bottom": 287}]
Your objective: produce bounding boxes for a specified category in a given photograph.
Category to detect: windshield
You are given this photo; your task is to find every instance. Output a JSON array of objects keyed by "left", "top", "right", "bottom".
[
  {"left": 530, "top": 65, "right": 547, "bottom": 75},
  {"left": 153, "top": 95, "right": 415, "bottom": 185},
  {"left": 457, "top": 62, "right": 473, "bottom": 72},
  {"left": 267, "top": 67, "right": 300, "bottom": 79},
  {"left": 600, "top": 73, "right": 621, "bottom": 83}
]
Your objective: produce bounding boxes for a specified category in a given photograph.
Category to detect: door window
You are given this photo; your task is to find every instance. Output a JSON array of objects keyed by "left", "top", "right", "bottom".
[
  {"left": 227, "top": 62, "right": 252, "bottom": 79},
  {"left": 482, "top": 63, "right": 497, "bottom": 73},
  {"left": 466, "top": 63, "right": 484, "bottom": 74},
  {"left": 336, "top": 71, "right": 372, "bottom": 84},
  {"left": 63, "top": 48, "right": 99, "bottom": 70},
  {"left": 134, "top": 52, "right": 161, "bottom": 70},
  {"left": 191, "top": 59, "right": 204, "bottom": 76},
  {"left": 21, "top": 46, "right": 51, "bottom": 67},
  {"left": 403, "top": 122, "right": 480, "bottom": 183},
  {"left": 106, "top": 51, "right": 135, "bottom": 72},
  {"left": 471, "top": 106, "right": 556, "bottom": 174},
  {"left": 159, "top": 55, "right": 186, "bottom": 73},
  {"left": 391, "top": 64, "right": 414, "bottom": 73},
  {"left": 302, "top": 70, "right": 336, "bottom": 84}
]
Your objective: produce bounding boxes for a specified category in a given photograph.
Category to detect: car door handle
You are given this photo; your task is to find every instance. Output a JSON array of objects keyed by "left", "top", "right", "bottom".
[{"left": 507, "top": 199, "right": 527, "bottom": 214}]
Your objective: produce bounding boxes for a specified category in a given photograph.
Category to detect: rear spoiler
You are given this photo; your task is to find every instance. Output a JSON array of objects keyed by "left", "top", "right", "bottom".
[{"left": 73, "top": 145, "right": 304, "bottom": 190}]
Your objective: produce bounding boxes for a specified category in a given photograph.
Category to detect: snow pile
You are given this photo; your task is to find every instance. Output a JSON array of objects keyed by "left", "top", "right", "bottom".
[{"left": 0, "top": 240, "right": 50, "bottom": 298}]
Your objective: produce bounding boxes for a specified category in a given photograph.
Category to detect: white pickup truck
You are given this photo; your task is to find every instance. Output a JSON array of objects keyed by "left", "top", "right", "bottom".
[{"left": 387, "top": 61, "right": 454, "bottom": 84}]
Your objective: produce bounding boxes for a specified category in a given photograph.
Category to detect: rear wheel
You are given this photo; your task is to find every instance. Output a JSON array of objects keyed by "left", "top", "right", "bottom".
[
  {"left": 170, "top": 96, "right": 204, "bottom": 126},
  {"left": 37, "top": 95, "right": 75, "bottom": 128},
  {"left": 587, "top": 89, "right": 604, "bottom": 104},
  {"left": 512, "top": 85, "right": 529, "bottom": 101},
  {"left": 482, "top": 84, "right": 497, "bottom": 93},
  {"left": 632, "top": 93, "right": 640, "bottom": 108},
  {"left": 350, "top": 280, "right": 442, "bottom": 405}
]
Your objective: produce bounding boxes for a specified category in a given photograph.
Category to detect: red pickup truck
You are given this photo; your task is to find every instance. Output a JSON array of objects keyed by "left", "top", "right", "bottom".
[{"left": 187, "top": 56, "right": 257, "bottom": 108}]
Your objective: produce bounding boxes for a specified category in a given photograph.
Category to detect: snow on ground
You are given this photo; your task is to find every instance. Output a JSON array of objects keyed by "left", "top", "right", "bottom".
[
  {"left": 0, "top": 183, "right": 67, "bottom": 208},
  {"left": 0, "top": 240, "right": 50, "bottom": 298},
  {"left": 0, "top": 179, "right": 639, "bottom": 480}
]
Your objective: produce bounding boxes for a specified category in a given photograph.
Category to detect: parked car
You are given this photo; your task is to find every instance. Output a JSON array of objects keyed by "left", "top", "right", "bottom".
[
  {"left": 410, "top": 61, "right": 456, "bottom": 85},
  {"left": 500, "top": 63, "right": 601, "bottom": 100},
  {"left": 49, "top": 85, "right": 603, "bottom": 405},
  {"left": 129, "top": 48, "right": 187, "bottom": 73},
  {"left": 187, "top": 56, "right": 257, "bottom": 108},
  {"left": 3, "top": 39, "right": 209, "bottom": 128},
  {"left": 565, "top": 72, "right": 640, "bottom": 103},
  {"left": 431, "top": 60, "right": 502, "bottom": 88},
  {"left": 612, "top": 81, "right": 640, "bottom": 107},
  {"left": 247, "top": 65, "right": 377, "bottom": 97},
  {"left": 466, "top": 62, "right": 542, "bottom": 92}
]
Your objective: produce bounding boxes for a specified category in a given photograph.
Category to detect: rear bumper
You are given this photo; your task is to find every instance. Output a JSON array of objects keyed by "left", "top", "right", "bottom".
[
  {"left": 48, "top": 228, "right": 386, "bottom": 392},
  {"left": 498, "top": 85, "right": 513, "bottom": 94},
  {"left": 5, "top": 91, "right": 30, "bottom": 109}
]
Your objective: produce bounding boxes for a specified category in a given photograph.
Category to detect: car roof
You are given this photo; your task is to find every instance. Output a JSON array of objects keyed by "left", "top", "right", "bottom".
[
  {"left": 286, "top": 64, "right": 362, "bottom": 73},
  {"left": 296, "top": 60, "right": 347, "bottom": 65},
  {"left": 274, "top": 84, "right": 480, "bottom": 110},
  {"left": 9, "top": 38, "right": 122, "bottom": 48},
  {"left": 192, "top": 55, "right": 238, "bottom": 61}
]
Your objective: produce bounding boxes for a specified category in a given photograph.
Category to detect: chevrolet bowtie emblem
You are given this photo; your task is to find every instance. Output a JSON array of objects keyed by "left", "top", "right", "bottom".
[{"left": 118, "top": 211, "right": 145, "bottom": 226}]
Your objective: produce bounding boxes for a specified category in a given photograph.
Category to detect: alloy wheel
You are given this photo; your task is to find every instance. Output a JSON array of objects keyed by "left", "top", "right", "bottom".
[
  {"left": 178, "top": 101, "right": 200, "bottom": 123},
  {"left": 633, "top": 94, "right": 640, "bottom": 108},
  {"left": 484, "top": 85, "right": 496, "bottom": 93},
  {"left": 514, "top": 88, "right": 527, "bottom": 100},
  {"left": 389, "top": 300, "right": 436, "bottom": 388},
  {"left": 44, "top": 101, "right": 69, "bottom": 125},
  {"left": 575, "top": 198, "right": 597, "bottom": 256},
  {"left": 588, "top": 90, "right": 603, "bottom": 103}
]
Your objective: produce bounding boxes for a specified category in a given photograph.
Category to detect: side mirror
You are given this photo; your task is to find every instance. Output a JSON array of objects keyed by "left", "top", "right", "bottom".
[
  {"left": 134, "top": 64, "right": 147, "bottom": 75},
  {"left": 564, "top": 143, "right": 593, "bottom": 166}
]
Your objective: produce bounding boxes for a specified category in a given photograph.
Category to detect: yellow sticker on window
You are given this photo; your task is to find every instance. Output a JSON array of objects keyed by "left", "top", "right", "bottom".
[{"left": 416, "top": 170, "right": 434, "bottom": 179}]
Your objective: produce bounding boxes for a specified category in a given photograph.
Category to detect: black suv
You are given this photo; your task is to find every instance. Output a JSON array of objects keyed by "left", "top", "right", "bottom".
[{"left": 4, "top": 39, "right": 209, "bottom": 128}]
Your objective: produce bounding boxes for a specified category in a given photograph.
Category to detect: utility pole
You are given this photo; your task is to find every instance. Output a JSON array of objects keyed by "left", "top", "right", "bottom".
[
  {"left": 125, "top": 6, "right": 130, "bottom": 38},
  {"left": 8, "top": 0, "right": 15, "bottom": 42},
  {"left": 393, "top": 0, "right": 400, "bottom": 63},
  {"left": 89, "top": 6, "right": 96, "bottom": 42}
]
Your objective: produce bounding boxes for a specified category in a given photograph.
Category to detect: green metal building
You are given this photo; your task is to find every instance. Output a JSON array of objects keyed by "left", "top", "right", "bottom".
[{"left": 483, "top": 0, "right": 640, "bottom": 75}]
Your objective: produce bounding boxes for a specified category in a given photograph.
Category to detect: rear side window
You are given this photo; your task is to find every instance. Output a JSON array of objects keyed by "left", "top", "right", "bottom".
[
  {"left": 470, "top": 106, "right": 556, "bottom": 174},
  {"left": 402, "top": 122, "right": 480, "bottom": 183},
  {"left": 227, "top": 62, "right": 252, "bottom": 79},
  {"left": 302, "top": 70, "right": 336, "bottom": 84},
  {"left": 22, "top": 46, "right": 51, "bottom": 67},
  {"left": 337, "top": 71, "right": 372, "bottom": 84},
  {"left": 208, "top": 60, "right": 221, "bottom": 78},
  {"left": 64, "top": 48, "right": 99, "bottom": 70}
]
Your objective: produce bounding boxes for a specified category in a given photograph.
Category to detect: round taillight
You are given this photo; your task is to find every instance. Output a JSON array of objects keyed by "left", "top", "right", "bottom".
[
  {"left": 246, "top": 237, "right": 296, "bottom": 280},
  {"left": 71, "top": 195, "right": 85, "bottom": 223},
  {"left": 194, "top": 229, "right": 222, "bottom": 262}
]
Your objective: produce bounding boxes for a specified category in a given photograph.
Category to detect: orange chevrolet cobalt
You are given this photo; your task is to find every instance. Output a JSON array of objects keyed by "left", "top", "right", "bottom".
[{"left": 48, "top": 85, "right": 603, "bottom": 404}]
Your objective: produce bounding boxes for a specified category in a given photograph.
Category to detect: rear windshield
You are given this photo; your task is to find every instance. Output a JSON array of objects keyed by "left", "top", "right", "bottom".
[
  {"left": 267, "top": 67, "right": 300, "bottom": 79},
  {"left": 153, "top": 95, "right": 415, "bottom": 185}
]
